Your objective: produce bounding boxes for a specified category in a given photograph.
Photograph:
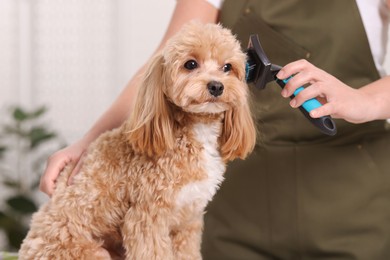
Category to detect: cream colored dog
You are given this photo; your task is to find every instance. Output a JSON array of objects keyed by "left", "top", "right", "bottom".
[{"left": 19, "top": 22, "right": 256, "bottom": 260}]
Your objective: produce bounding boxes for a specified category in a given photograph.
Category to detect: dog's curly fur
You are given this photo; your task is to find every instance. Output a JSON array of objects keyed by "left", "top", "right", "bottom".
[{"left": 19, "top": 22, "right": 256, "bottom": 260}]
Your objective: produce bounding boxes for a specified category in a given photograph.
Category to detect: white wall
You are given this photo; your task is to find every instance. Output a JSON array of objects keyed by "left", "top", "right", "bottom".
[
  {"left": 385, "top": 42, "right": 390, "bottom": 72},
  {"left": 0, "top": 0, "right": 176, "bottom": 145}
]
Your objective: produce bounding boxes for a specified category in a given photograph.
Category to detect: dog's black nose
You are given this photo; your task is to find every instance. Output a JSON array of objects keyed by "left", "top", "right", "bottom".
[{"left": 207, "top": 81, "right": 224, "bottom": 97}]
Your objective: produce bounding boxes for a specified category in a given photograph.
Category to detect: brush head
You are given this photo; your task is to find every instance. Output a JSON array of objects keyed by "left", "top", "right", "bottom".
[{"left": 246, "top": 34, "right": 281, "bottom": 89}]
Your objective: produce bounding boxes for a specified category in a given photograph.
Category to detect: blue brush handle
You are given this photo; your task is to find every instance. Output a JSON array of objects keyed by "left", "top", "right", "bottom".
[
  {"left": 282, "top": 77, "right": 322, "bottom": 113},
  {"left": 277, "top": 77, "right": 337, "bottom": 136}
]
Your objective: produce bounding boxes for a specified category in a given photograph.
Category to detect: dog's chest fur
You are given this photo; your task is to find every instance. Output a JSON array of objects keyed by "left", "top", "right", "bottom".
[{"left": 175, "top": 122, "right": 225, "bottom": 209}]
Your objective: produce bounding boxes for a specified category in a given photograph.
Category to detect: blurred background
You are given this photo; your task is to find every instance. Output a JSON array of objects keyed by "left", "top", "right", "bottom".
[{"left": 0, "top": 0, "right": 389, "bottom": 252}]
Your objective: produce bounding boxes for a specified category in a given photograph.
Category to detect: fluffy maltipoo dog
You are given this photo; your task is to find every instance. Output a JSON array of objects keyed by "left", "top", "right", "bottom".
[{"left": 19, "top": 22, "right": 256, "bottom": 260}]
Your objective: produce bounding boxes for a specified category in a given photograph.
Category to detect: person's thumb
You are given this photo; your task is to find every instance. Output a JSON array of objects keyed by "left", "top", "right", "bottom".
[
  {"left": 67, "top": 152, "right": 86, "bottom": 185},
  {"left": 40, "top": 155, "right": 70, "bottom": 196},
  {"left": 310, "top": 103, "right": 333, "bottom": 118}
]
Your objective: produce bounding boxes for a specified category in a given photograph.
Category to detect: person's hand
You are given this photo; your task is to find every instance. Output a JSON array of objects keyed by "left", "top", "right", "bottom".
[
  {"left": 40, "top": 139, "right": 88, "bottom": 196},
  {"left": 276, "top": 59, "right": 373, "bottom": 123}
]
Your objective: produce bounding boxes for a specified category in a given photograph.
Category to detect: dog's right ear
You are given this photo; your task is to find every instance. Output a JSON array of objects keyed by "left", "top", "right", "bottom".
[{"left": 126, "top": 53, "right": 175, "bottom": 157}]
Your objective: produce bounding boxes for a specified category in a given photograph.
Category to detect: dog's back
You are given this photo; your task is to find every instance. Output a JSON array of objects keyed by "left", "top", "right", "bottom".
[{"left": 19, "top": 127, "right": 131, "bottom": 259}]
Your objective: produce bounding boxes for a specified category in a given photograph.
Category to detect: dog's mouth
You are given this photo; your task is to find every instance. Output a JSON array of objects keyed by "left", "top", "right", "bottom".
[{"left": 185, "top": 100, "right": 229, "bottom": 114}]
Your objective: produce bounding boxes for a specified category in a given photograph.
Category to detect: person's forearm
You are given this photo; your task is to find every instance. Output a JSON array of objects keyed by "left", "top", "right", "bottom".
[
  {"left": 359, "top": 75, "right": 390, "bottom": 121},
  {"left": 81, "top": 67, "right": 145, "bottom": 146}
]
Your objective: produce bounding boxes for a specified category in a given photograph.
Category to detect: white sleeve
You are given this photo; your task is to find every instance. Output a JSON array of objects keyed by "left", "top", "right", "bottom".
[
  {"left": 356, "top": 0, "right": 389, "bottom": 76},
  {"left": 205, "top": 0, "right": 224, "bottom": 9}
]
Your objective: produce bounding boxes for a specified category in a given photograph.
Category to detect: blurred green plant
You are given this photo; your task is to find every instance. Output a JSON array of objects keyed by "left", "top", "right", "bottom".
[
  {"left": 0, "top": 106, "right": 64, "bottom": 251},
  {"left": 0, "top": 251, "right": 18, "bottom": 260}
]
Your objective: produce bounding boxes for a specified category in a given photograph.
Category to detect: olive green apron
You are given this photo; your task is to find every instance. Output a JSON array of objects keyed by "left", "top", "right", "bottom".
[{"left": 202, "top": 0, "right": 390, "bottom": 259}]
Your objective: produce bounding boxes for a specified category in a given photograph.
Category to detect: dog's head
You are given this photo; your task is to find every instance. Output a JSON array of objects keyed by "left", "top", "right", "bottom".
[
  {"left": 128, "top": 22, "right": 256, "bottom": 160},
  {"left": 162, "top": 22, "right": 247, "bottom": 115}
]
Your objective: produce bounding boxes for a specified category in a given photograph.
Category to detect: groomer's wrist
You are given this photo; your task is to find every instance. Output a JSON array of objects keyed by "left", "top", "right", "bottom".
[
  {"left": 358, "top": 87, "right": 382, "bottom": 122},
  {"left": 73, "top": 131, "right": 100, "bottom": 153}
]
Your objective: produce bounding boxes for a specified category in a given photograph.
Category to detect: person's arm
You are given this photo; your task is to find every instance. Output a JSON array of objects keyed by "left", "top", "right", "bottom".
[
  {"left": 276, "top": 59, "right": 390, "bottom": 124},
  {"left": 40, "top": 0, "right": 219, "bottom": 196}
]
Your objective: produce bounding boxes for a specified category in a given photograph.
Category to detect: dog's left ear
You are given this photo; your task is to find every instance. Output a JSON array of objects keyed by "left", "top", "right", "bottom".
[
  {"left": 220, "top": 99, "right": 257, "bottom": 162},
  {"left": 126, "top": 53, "right": 175, "bottom": 157}
]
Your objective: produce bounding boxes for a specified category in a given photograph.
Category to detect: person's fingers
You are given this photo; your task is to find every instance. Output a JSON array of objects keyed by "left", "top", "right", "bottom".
[
  {"left": 67, "top": 151, "right": 86, "bottom": 185},
  {"left": 276, "top": 59, "right": 312, "bottom": 80},
  {"left": 279, "top": 60, "right": 329, "bottom": 98},
  {"left": 40, "top": 154, "right": 70, "bottom": 196},
  {"left": 289, "top": 82, "right": 325, "bottom": 108},
  {"left": 282, "top": 71, "right": 317, "bottom": 97}
]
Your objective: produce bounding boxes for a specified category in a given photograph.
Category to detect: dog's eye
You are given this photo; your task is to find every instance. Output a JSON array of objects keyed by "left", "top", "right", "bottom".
[
  {"left": 223, "top": 63, "right": 232, "bottom": 73},
  {"left": 184, "top": 60, "right": 198, "bottom": 70}
]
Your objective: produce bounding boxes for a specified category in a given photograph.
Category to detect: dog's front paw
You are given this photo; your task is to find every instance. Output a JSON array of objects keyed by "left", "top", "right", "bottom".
[{"left": 91, "top": 247, "right": 111, "bottom": 260}]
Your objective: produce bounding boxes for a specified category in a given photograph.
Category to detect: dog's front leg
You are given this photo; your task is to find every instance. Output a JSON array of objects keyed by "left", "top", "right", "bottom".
[
  {"left": 171, "top": 217, "right": 203, "bottom": 260},
  {"left": 122, "top": 206, "right": 174, "bottom": 260}
]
